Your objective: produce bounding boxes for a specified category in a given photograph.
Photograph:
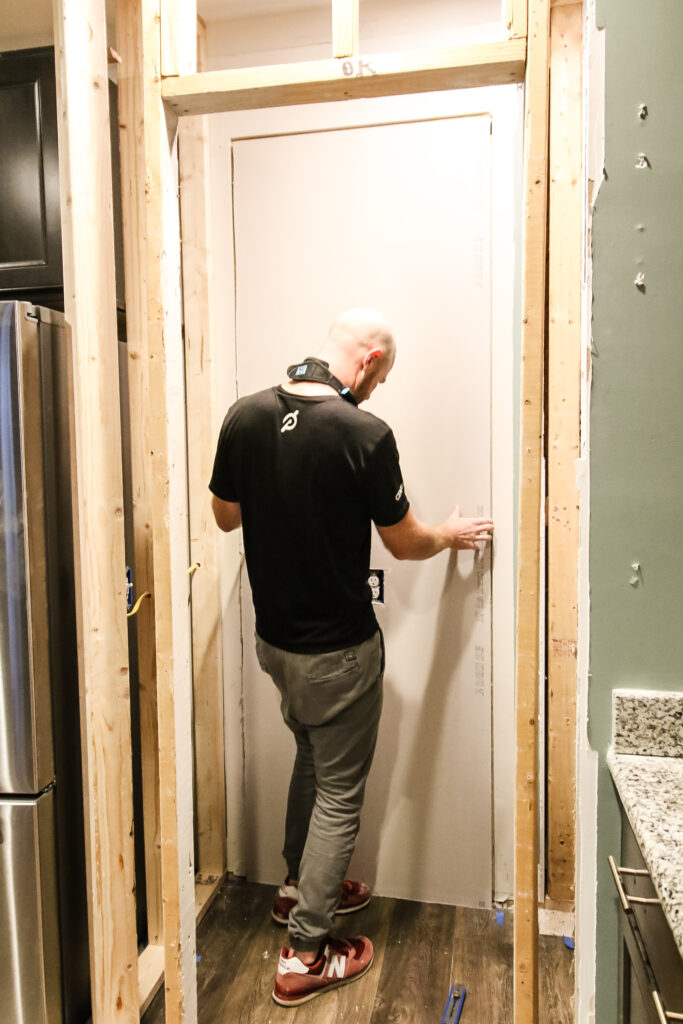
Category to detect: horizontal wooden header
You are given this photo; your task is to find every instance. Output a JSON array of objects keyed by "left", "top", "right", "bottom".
[{"left": 162, "top": 39, "right": 526, "bottom": 116}]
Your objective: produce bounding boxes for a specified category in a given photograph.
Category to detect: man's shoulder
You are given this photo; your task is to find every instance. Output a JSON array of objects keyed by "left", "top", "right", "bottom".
[
  {"left": 345, "top": 404, "right": 394, "bottom": 443},
  {"left": 234, "top": 385, "right": 278, "bottom": 409},
  {"left": 224, "top": 386, "right": 278, "bottom": 421}
]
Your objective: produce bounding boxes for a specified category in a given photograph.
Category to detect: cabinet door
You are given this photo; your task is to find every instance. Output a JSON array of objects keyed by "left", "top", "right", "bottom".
[{"left": 0, "top": 48, "right": 62, "bottom": 292}]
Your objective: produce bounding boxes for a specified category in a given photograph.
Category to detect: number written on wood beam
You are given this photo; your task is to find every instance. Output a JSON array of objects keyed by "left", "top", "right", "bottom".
[{"left": 341, "top": 58, "right": 377, "bottom": 77}]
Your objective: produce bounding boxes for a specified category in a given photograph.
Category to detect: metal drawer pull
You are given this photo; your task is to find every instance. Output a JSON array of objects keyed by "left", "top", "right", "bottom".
[
  {"left": 608, "top": 856, "right": 662, "bottom": 912},
  {"left": 653, "top": 990, "right": 683, "bottom": 1022}
]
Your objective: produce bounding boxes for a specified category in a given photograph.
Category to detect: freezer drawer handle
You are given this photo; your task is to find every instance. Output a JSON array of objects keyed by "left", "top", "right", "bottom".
[{"left": 608, "top": 856, "right": 662, "bottom": 912}]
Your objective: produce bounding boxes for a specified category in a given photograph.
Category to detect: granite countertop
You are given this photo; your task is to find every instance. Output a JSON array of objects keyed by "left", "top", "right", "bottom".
[
  {"left": 608, "top": 689, "right": 683, "bottom": 959},
  {"left": 608, "top": 752, "right": 683, "bottom": 957}
]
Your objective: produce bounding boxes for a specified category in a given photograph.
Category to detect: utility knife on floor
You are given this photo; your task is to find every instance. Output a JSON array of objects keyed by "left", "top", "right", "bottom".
[{"left": 441, "top": 983, "right": 466, "bottom": 1024}]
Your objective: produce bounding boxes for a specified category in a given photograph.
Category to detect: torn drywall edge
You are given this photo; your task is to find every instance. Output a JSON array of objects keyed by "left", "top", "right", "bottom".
[{"left": 574, "top": 3, "right": 603, "bottom": 1021}]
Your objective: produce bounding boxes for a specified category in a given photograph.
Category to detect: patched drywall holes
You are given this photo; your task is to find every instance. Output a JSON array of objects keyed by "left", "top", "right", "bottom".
[
  {"left": 635, "top": 153, "right": 651, "bottom": 169},
  {"left": 629, "top": 562, "right": 642, "bottom": 587},
  {"left": 634, "top": 272, "right": 646, "bottom": 292},
  {"left": 638, "top": 104, "right": 648, "bottom": 120}
]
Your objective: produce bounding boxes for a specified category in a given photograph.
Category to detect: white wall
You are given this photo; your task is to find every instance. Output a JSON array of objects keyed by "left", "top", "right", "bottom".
[
  {"left": 207, "top": 1, "right": 521, "bottom": 904},
  {"left": 205, "top": 0, "right": 505, "bottom": 71}
]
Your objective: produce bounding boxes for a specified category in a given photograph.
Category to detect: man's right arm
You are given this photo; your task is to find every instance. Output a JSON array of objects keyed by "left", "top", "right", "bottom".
[
  {"left": 211, "top": 494, "right": 242, "bottom": 533},
  {"left": 376, "top": 506, "right": 493, "bottom": 561}
]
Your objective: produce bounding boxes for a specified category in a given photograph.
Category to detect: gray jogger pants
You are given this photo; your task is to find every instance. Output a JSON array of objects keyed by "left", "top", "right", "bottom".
[{"left": 255, "top": 629, "right": 384, "bottom": 952}]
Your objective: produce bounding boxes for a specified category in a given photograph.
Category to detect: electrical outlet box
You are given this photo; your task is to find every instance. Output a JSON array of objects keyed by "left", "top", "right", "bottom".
[{"left": 368, "top": 569, "right": 385, "bottom": 604}]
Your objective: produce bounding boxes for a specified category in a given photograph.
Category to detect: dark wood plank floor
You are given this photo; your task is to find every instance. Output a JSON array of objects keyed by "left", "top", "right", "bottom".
[{"left": 143, "top": 881, "right": 574, "bottom": 1023}]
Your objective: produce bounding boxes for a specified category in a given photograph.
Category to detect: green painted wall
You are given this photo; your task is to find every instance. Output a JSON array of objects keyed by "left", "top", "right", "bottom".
[{"left": 590, "top": 0, "right": 683, "bottom": 1020}]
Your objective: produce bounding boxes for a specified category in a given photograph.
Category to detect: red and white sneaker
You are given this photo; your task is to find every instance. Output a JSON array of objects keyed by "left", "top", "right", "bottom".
[
  {"left": 272, "top": 935, "right": 374, "bottom": 1006},
  {"left": 271, "top": 877, "right": 371, "bottom": 925}
]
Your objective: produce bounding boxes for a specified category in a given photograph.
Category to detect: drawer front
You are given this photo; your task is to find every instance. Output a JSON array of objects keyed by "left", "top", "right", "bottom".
[
  {"left": 613, "top": 814, "right": 683, "bottom": 1023},
  {"left": 621, "top": 818, "right": 683, "bottom": 1011}
]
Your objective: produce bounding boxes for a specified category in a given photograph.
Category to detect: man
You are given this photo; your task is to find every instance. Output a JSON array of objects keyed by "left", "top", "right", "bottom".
[{"left": 210, "top": 308, "right": 493, "bottom": 1007}]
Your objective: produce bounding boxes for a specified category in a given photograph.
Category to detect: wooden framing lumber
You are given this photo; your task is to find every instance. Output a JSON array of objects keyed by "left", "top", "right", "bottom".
[
  {"left": 116, "top": 0, "right": 164, "bottom": 950},
  {"left": 179, "top": 19, "right": 227, "bottom": 882},
  {"left": 137, "top": 875, "right": 226, "bottom": 1014},
  {"left": 117, "top": 0, "right": 198, "bottom": 1018},
  {"left": 161, "top": 0, "right": 197, "bottom": 77},
  {"left": 51, "top": 0, "right": 140, "bottom": 1019},
  {"left": 514, "top": 0, "right": 550, "bottom": 1021},
  {"left": 161, "top": 39, "right": 526, "bottom": 116},
  {"left": 507, "top": 0, "right": 529, "bottom": 38},
  {"left": 546, "top": 0, "right": 582, "bottom": 907},
  {"left": 332, "top": 0, "right": 359, "bottom": 58}
]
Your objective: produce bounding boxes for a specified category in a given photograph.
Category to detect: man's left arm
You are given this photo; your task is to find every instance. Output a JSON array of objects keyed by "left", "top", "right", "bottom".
[{"left": 211, "top": 494, "right": 242, "bottom": 533}]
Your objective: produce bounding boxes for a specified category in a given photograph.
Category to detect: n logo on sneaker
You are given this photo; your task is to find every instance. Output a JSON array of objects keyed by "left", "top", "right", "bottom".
[{"left": 326, "top": 953, "right": 346, "bottom": 979}]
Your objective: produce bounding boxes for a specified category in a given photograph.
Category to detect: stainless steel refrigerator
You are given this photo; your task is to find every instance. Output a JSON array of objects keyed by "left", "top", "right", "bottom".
[{"left": 0, "top": 301, "right": 94, "bottom": 1022}]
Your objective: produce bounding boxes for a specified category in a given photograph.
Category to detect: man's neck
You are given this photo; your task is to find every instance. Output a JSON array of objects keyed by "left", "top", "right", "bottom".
[{"left": 280, "top": 379, "right": 338, "bottom": 396}]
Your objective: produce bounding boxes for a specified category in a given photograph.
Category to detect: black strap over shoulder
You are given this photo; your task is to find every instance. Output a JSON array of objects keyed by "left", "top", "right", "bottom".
[{"left": 286, "top": 357, "right": 357, "bottom": 406}]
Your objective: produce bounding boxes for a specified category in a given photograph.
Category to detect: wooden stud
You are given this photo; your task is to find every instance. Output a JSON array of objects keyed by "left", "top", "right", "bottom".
[
  {"left": 332, "top": 0, "right": 359, "bottom": 59},
  {"left": 51, "top": 0, "right": 140, "bottom": 1019},
  {"left": 514, "top": 0, "right": 550, "bottom": 1021},
  {"left": 137, "top": 877, "right": 225, "bottom": 1013},
  {"left": 179, "top": 19, "right": 227, "bottom": 882},
  {"left": 546, "top": 0, "right": 582, "bottom": 907},
  {"left": 161, "top": 39, "right": 526, "bottom": 116},
  {"left": 161, "top": 0, "right": 197, "bottom": 78},
  {"left": 138, "top": 944, "right": 166, "bottom": 1015},
  {"left": 507, "top": 0, "right": 529, "bottom": 38},
  {"left": 120, "top": 0, "right": 199, "bottom": 1017},
  {"left": 116, "top": 0, "right": 164, "bottom": 949}
]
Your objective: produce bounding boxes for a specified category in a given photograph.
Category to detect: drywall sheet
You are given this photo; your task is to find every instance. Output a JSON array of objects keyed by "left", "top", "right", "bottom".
[{"left": 232, "top": 115, "right": 493, "bottom": 906}]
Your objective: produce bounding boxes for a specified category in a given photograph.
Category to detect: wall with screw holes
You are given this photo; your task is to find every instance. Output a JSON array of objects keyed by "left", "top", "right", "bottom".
[{"left": 589, "top": 1, "right": 683, "bottom": 1020}]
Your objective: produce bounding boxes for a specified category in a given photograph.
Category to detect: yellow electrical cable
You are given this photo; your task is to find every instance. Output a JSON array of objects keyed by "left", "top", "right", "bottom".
[{"left": 126, "top": 591, "right": 151, "bottom": 618}]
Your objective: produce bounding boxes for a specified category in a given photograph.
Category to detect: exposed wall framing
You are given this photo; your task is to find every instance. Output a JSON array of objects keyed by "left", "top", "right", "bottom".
[
  {"left": 51, "top": 0, "right": 140, "bottom": 1019},
  {"left": 116, "top": 0, "right": 164, "bottom": 951},
  {"left": 332, "top": 0, "right": 359, "bottom": 57},
  {"left": 514, "top": 0, "right": 551, "bottom": 1021},
  {"left": 507, "top": 0, "right": 529, "bottom": 39},
  {"left": 178, "top": 18, "right": 227, "bottom": 883},
  {"left": 55, "top": 0, "right": 583, "bottom": 1019},
  {"left": 161, "top": 39, "right": 526, "bottom": 116},
  {"left": 546, "top": 0, "right": 582, "bottom": 907},
  {"left": 116, "top": 0, "right": 199, "bottom": 1019}
]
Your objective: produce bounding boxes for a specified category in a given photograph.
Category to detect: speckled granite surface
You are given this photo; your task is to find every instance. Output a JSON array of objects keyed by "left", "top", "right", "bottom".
[
  {"left": 608, "top": 750, "right": 683, "bottom": 958},
  {"left": 613, "top": 689, "right": 683, "bottom": 756}
]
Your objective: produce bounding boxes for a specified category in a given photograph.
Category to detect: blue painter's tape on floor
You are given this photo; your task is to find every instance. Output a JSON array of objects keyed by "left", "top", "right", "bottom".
[
  {"left": 496, "top": 909, "right": 505, "bottom": 926},
  {"left": 441, "top": 983, "right": 467, "bottom": 1024},
  {"left": 563, "top": 936, "right": 575, "bottom": 950}
]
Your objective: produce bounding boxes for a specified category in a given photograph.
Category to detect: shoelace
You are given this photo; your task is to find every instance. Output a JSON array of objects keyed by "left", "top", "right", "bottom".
[{"left": 325, "top": 936, "right": 361, "bottom": 960}]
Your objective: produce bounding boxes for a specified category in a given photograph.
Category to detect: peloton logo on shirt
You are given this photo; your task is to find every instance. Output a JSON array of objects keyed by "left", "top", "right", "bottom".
[
  {"left": 395, "top": 483, "right": 404, "bottom": 501},
  {"left": 281, "top": 410, "right": 299, "bottom": 433}
]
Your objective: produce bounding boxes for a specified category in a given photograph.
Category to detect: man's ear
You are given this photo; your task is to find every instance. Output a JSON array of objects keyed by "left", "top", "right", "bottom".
[{"left": 363, "top": 347, "right": 383, "bottom": 370}]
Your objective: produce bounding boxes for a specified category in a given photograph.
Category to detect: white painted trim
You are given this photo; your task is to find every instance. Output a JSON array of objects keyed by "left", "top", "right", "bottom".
[{"left": 575, "top": 3, "right": 604, "bottom": 1021}]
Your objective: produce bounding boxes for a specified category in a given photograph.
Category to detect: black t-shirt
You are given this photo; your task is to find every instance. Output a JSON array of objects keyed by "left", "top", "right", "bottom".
[{"left": 209, "top": 385, "right": 410, "bottom": 654}]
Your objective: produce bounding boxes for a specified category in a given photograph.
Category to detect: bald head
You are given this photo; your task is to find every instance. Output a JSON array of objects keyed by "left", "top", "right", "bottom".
[
  {"left": 314, "top": 308, "right": 395, "bottom": 404},
  {"left": 324, "top": 308, "right": 395, "bottom": 367}
]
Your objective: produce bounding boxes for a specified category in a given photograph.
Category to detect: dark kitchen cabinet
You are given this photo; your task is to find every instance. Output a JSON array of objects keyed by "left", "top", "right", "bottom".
[
  {"left": 0, "top": 46, "right": 125, "bottom": 318},
  {"left": 0, "top": 48, "right": 63, "bottom": 293}
]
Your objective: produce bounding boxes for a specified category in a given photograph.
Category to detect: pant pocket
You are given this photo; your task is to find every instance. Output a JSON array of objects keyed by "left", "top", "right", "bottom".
[
  {"left": 254, "top": 634, "right": 271, "bottom": 676},
  {"left": 306, "top": 650, "right": 361, "bottom": 685}
]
